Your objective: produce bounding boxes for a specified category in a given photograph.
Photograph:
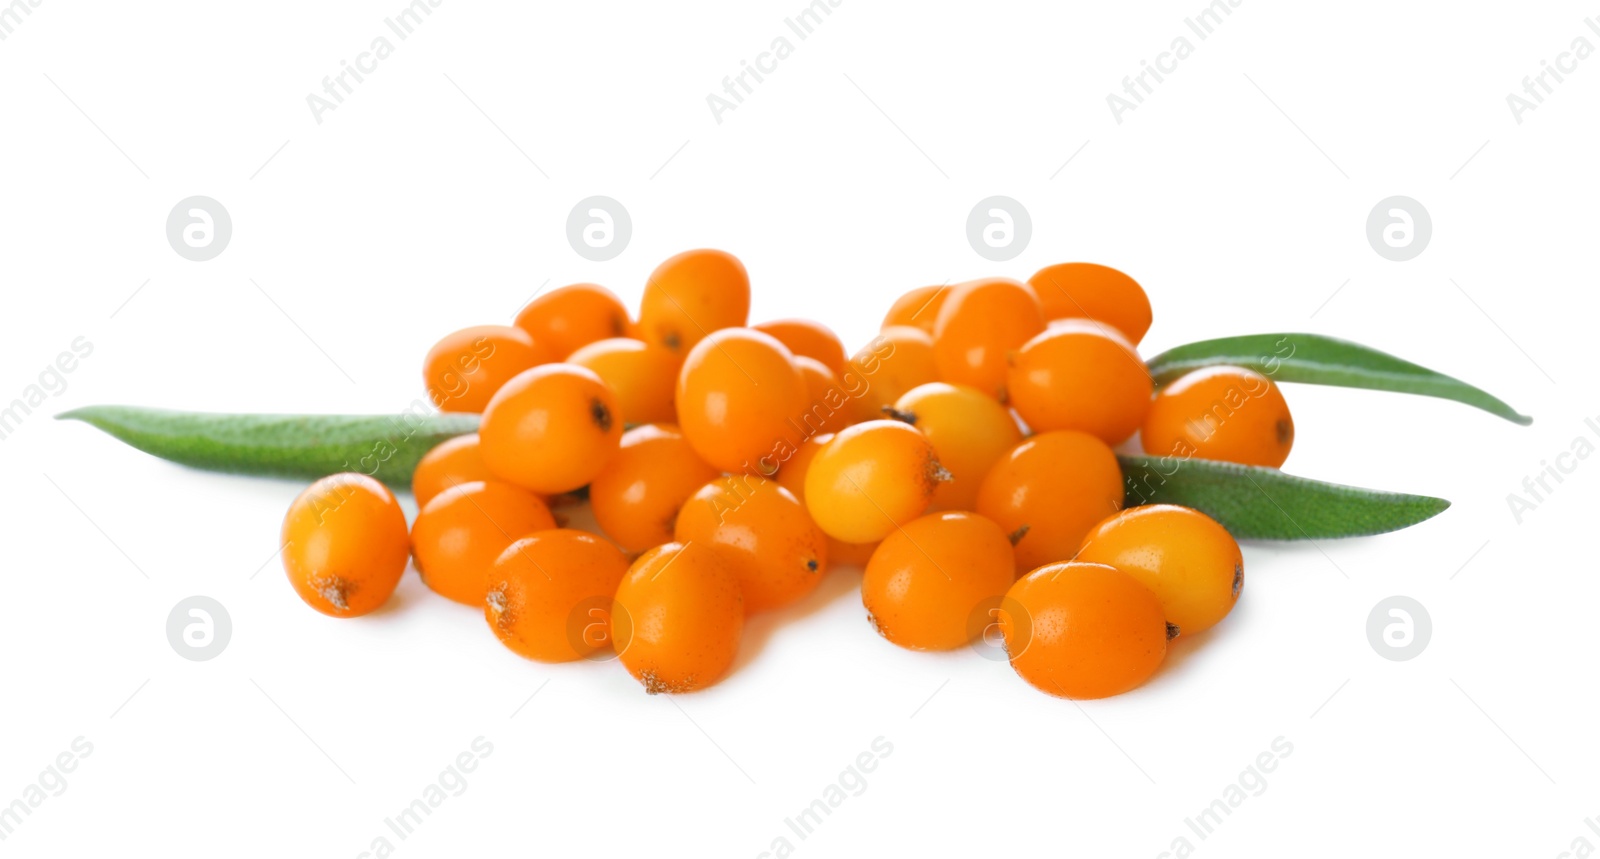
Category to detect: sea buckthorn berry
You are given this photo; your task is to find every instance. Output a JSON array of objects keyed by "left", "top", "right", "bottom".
[
  {"left": 411, "top": 434, "right": 495, "bottom": 508},
  {"left": 804, "top": 420, "right": 948, "bottom": 544},
  {"left": 423, "top": 325, "right": 554, "bottom": 413},
  {"left": 1141, "top": 365, "right": 1294, "bottom": 468},
  {"left": 513, "top": 282, "right": 631, "bottom": 360},
  {"left": 410, "top": 480, "right": 556, "bottom": 606},
  {"left": 889, "top": 382, "right": 1023, "bottom": 512},
  {"left": 589, "top": 424, "right": 720, "bottom": 553},
  {"left": 861, "top": 511, "right": 1015, "bottom": 650},
  {"left": 976, "top": 431, "right": 1123, "bottom": 575},
  {"left": 675, "top": 475, "right": 829, "bottom": 614},
  {"left": 675, "top": 328, "right": 809, "bottom": 474},
  {"left": 1002, "top": 561, "right": 1170, "bottom": 699},
  {"left": 638, "top": 249, "right": 751, "bottom": 354},
  {"left": 1026, "top": 263, "right": 1153, "bottom": 345},
  {"left": 772, "top": 433, "right": 880, "bottom": 568},
  {"left": 281, "top": 473, "right": 410, "bottom": 618},
  {"left": 485, "top": 529, "right": 631, "bottom": 662},
  {"left": 1007, "top": 320, "right": 1153, "bottom": 446},
  {"left": 1077, "top": 504, "right": 1243, "bottom": 636},
  {"left": 932, "top": 278, "right": 1045, "bottom": 400},
  {"left": 479, "top": 363, "right": 623, "bottom": 494},
  {"left": 567, "top": 337, "right": 681, "bottom": 426},
  {"left": 754, "top": 318, "right": 848, "bottom": 376},
  {"left": 793, "top": 356, "right": 853, "bottom": 436},
  {"left": 612, "top": 542, "right": 744, "bottom": 694},
  {"left": 843, "top": 325, "right": 940, "bottom": 424},
  {"left": 881, "top": 285, "right": 948, "bottom": 334}
]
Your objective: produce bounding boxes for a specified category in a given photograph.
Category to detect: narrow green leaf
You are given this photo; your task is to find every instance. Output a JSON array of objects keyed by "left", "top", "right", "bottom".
[
  {"left": 58, "top": 406, "right": 480, "bottom": 488},
  {"left": 1118, "top": 454, "right": 1450, "bottom": 540},
  {"left": 1144, "top": 332, "right": 1532, "bottom": 425}
]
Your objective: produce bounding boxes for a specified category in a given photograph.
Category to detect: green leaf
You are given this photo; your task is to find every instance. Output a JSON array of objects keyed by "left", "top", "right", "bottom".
[
  {"left": 1118, "top": 454, "right": 1450, "bottom": 540},
  {"left": 1144, "top": 332, "right": 1532, "bottom": 425},
  {"left": 58, "top": 406, "right": 481, "bottom": 488}
]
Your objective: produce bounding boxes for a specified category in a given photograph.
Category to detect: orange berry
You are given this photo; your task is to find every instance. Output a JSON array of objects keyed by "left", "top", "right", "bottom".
[
  {"left": 932, "top": 278, "right": 1045, "bottom": 400},
  {"left": 844, "top": 325, "right": 940, "bottom": 423},
  {"left": 1141, "top": 365, "right": 1294, "bottom": 468},
  {"left": 479, "top": 363, "right": 623, "bottom": 494},
  {"left": 423, "top": 325, "right": 554, "bottom": 413},
  {"left": 1002, "top": 561, "right": 1169, "bottom": 699},
  {"left": 794, "top": 356, "right": 853, "bottom": 436},
  {"left": 675, "top": 328, "right": 809, "bottom": 474},
  {"left": 638, "top": 249, "right": 750, "bottom": 354},
  {"left": 889, "top": 382, "right": 1022, "bottom": 511},
  {"left": 754, "top": 318, "right": 848, "bottom": 376},
  {"left": 281, "top": 474, "right": 410, "bottom": 618},
  {"left": 1026, "top": 263, "right": 1153, "bottom": 344},
  {"left": 1077, "top": 505, "right": 1243, "bottom": 635},
  {"left": 881, "top": 285, "right": 948, "bottom": 334},
  {"left": 513, "top": 282, "right": 631, "bottom": 359},
  {"left": 804, "top": 420, "right": 947, "bottom": 544},
  {"left": 485, "top": 529, "right": 631, "bottom": 662},
  {"left": 861, "top": 511, "right": 1015, "bottom": 650},
  {"left": 411, "top": 433, "right": 494, "bottom": 508},
  {"left": 410, "top": 480, "right": 556, "bottom": 605},
  {"left": 612, "top": 542, "right": 744, "bottom": 694},
  {"left": 675, "top": 475, "right": 829, "bottom": 614},
  {"left": 976, "top": 431, "right": 1123, "bottom": 574},
  {"left": 589, "top": 424, "right": 720, "bottom": 553},
  {"left": 1008, "top": 320, "right": 1152, "bottom": 446},
  {"left": 567, "top": 337, "right": 681, "bottom": 426}
]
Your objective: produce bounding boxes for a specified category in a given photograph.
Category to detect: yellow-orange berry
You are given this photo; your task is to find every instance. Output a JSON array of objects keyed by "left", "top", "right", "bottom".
[
  {"left": 1002, "top": 561, "right": 1169, "bottom": 699},
  {"left": 589, "top": 424, "right": 720, "bottom": 553},
  {"left": 976, "top": 431, "right": 1124, "bottom": 575},
  {"left": 513, "top": 282, "right": 631, "bottom": 359},
  {"left": 1008, "top": 320, "right": 1152, "bottom": 446},
  {"left": 485, "top": 528, "right": 631, "bottom": 662},
  {"left": 804, "top": 420, "right": 947, "bottom": 544},
  {"left": 754, "top": 318, "right": 848, "bottom": 376},
  {"left": 423, "top": 325, "right": 555, "bottom": 413},
  {"left": 281, "top": 474, "right": 410, "bottom": 618},
  {"left": 861, "top": 511, "right": 1015, "bottom": 650},
  {"left": 638, "top": 249, "right": 750, "bottom": 354},
  {"left": 675, "top": 475, "right": 828, "bottom": 613},
  {"left": 411, "top": 480, "right": 556, "bottom": 605},
  {"left": 932, "top": 278, "right": 1045, "bottom": 400},
  {"left": 675, "top": 328, "right": 808, "bottom": 474},
  {"left": 843, "top": 325, "right": 939, "bottom": 423},
  {"left": 881, "top": 285, "right": 947, "bottom": 334},
  {"left": 612, "top": 542, "right": 744, "bottom": 694},
  {"left": 1141, "top": 365, "right": 1294, "bottom": 468},
  {"left": 411, "top": 434, "right": 495, "bottom": 509},
  {"left": 889, "top": 382, "right": 1022, "bottom": 511},
  {"left": 1026, "top": 263, "right": 1153, "bottom": 344},
  {"left": 567, "top": 337, "right": 681, "bottom": 427},
  {"left": 479, "top": 363, "right": 623, "bottom": 494},
  {"left": 1077, "top": 504, "right": 1243, "bottom": 635}
]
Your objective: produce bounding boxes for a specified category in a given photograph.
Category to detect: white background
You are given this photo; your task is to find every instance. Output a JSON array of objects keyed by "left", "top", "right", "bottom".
[{"left": 2, "top": 1, "right": 1597, "bottom": 856}]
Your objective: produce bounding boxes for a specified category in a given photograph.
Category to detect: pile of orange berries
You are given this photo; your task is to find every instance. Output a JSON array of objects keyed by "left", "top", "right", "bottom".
[{"left": 280, "top": 252, "right": 1298, "bottom": 699}]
